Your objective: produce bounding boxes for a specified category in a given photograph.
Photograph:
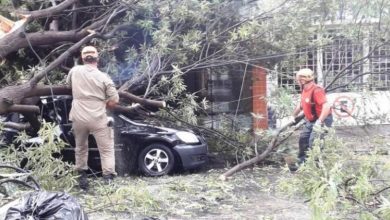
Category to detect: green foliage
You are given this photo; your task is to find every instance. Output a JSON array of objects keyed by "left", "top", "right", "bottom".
[
  {"left": 0, "top": 0, "right": 11, "bottom": 6},
  {"left": 376, "top": 196, "right": 390, "bottom": 219},
  {"left": 196, "top": 78, "right": 297, "bottom": 161},
  {"left": 153, "top": 69, "right": 204, "bottom": 125},
  {"left": 0, "top": 5, "right": 390, "bottom": 219},
  {"left": 0, "top": 122, "right": 76, "bottom": 191},
  {"left": 79, "top": 171, "right": 253, "bottom": 218},
  {"left": 203, "top": 113, "right": 277, "bottom": 165},
  {"left": 268, "top": 86, "right": 297, "bottom": 118},
  {"left": 86, "top": 181, "right": 161, "bottom": 213},
  {"left": 1, "top": 0, "right": 388, "bottom": 91},
  {"left": 278, "top": 130, "right": 390, "bottom": 219}
]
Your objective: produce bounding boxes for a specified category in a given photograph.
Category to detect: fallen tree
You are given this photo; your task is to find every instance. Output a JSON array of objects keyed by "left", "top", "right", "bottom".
[
  {"left": 0, "top": 31, "right": 165, "bottom": 132},
  {"left": 0, "top": 0, "right": 388, "bottom": 179},
  {"left": 0, "top": 1, "right": 165, "bottom": 132}
]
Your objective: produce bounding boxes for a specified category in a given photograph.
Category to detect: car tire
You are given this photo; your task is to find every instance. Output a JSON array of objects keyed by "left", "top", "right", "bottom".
[{"left": 138, "top": 144, "right": 175, "bottom": 176}]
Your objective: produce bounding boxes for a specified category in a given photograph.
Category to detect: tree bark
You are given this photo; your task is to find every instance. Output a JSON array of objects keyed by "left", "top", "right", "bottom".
[
  {"left": 0, "top": 84, "right": 164, "bottom": 114},
  {"left": 3, "top": 122, "right": 31, "bottom": 131},
  {"left": 16, "top": 0, "right": 79, "bottom": 19},
  {"left": 0, "top": 0, "right": 83, "bottom": 58},
  {"left": 0, "top": 0, "right": 165, "bottom": 129},
  {"left": 118, "top": 91, "right": 166, "bottom": 109}
]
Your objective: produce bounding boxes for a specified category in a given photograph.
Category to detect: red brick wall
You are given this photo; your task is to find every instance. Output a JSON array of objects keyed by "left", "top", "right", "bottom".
[{"left": 252, "top": 67, "right": 268, "bottom": 130}]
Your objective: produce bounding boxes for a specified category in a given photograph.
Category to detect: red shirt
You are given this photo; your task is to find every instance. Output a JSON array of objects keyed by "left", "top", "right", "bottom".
[{"left": 301, "top": 82, "right": 327, "bottom": 122}]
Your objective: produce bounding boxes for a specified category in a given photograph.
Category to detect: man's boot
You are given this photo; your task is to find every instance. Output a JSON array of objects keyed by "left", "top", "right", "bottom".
[
  {"left": 78, "top": 170, "right": 89, "bottom": 191},
  {"left": 288, "top": 163, "right": 299, "bottom": 172},
  {"left": 285, "top": 156, "right": 299, "bottom": 172},
  {"left": 102, "top": 173, "right": 115, "bottom": 185}
]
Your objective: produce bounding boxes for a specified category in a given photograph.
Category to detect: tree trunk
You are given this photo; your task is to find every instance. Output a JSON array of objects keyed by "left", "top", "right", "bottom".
[
  {"left": 0, "top": 84, "right": 34, "bottom": 114},
  {"left": 0, "top": 83, "right": 164, "bottom": 114}
]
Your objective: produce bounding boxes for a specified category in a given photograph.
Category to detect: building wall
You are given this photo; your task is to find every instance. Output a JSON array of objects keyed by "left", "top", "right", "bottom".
[
  {"left": 188, "top": 32, "right": 390, "bottom": 129},
  {"left": 274, "top": 32, "right": 390, "bottom": 126},
  {"left": 328, "top": 91, "right": 390, "bottom": 125},
  {"left": 252, "top": 66, "right": 268, "bottom": 130},
  {"left": 185, "top": 65, "right": 254, "bottom": 130}
]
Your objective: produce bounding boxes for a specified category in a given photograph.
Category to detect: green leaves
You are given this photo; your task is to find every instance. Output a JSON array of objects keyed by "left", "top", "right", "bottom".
[
  {"left": 278, "top": 130, "right": 390, "bottom": 219},
  {"left": 181, "top": 30, "right": 203, "bottom": 52},
  {"left": 1, "top": 122, "right": 75, "bottom": 191}
]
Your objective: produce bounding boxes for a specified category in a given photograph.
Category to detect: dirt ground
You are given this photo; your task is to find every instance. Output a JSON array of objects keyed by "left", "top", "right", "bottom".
[
  {"left": 78, "top": 125, "right": 390, "bottom": 220},
  {"left": 2, "top": 123, "right": 388, "bottom": 220},
  {"left": 83, "top": 167, "right": 310, "bottom": 220},
  {"left": 74, "top": 125, "right": 390, "bottom": 220}
]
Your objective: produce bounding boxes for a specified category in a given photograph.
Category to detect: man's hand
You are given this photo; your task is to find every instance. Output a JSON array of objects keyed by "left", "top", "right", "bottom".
[
  {"left": 314, "top": 120, "right": 324, "bottom": 127},
  {"left": 289, "top": 116, "right": 297, "bottom": 125},
  {"left": 313, "top": 120, "right": 328, "bottom": 134},
  {"left": 289, "top": 115, "right": 304, "bottom": 126},
  {"left": 106, "top": 100, "right": 117, "bottom": 110}
]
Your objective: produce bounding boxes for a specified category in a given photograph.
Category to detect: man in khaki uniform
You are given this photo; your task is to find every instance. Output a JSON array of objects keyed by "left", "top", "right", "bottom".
[{"left": 66, "top": 46, "right": 119, "bottom": 190}]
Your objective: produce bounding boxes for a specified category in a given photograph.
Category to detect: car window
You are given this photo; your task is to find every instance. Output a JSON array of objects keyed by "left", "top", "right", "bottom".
[{"left": 40, "top": 97, "right": 73, "bottom": 125}]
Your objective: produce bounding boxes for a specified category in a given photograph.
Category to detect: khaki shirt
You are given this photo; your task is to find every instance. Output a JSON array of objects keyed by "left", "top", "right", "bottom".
[{"left": 66, "top": 64, "right": 119, "bottom": 122}]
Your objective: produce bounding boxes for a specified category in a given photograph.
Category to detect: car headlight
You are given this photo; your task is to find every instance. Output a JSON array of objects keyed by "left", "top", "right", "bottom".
[{"left": 175, "top": 131, "right": 199, "bottom": 144}]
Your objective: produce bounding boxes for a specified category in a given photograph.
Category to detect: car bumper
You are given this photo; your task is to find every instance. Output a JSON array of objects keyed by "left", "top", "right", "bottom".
[{"left": 173, "top": 143, "right": 208, "bottom": 169}]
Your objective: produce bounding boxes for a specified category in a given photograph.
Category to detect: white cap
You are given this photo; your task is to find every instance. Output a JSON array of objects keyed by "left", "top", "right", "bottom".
[
  {"left": 296, "top": 68, "right": 314, "bottom": 81},
  {"left": 81, "top": 46, "right": 98, "bottom": 59}
]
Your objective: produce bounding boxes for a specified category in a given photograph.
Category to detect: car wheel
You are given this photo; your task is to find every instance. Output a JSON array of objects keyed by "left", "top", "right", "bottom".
[{"left": 138, "top": 144, "right": 175, "bottom": 176}]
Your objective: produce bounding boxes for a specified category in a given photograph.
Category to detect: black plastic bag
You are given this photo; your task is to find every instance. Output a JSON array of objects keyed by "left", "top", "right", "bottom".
[{"left": 4, "top": 191, "right": 88, "bottom": 220}]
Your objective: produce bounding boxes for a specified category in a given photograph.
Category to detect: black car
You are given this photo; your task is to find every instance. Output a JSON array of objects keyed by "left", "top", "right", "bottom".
[{"left": 2, "top": 96, "right": 208, "bottom": 176}]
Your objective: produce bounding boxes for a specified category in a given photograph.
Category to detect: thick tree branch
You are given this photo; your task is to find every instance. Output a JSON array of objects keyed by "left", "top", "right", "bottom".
[
  {"left": 21, "top": 85, "right": 165, "bottom": 110},
  {"left": 16, "top": 0, "right": 79, "bottom": 19},
  {"left": 112, "top": 104, "right": 150, "bottom": 116},
  {"left": 1, "top": 84, "right": 165, "bottom": 111},
  {"left": 3, "top": 122, "right": 31, "bottom": 131},
  {"left": 0, "top": 4, "right": 126, "bottom": 58},
  {"left": 26, "top": 85, "right": 72, "bottom": 97},
  {"left": 6, "top": 105, "right": 40, "bottom": 114},
  {"left": 0, "top": 30, "right": 89, "bottom": 58},
  {"left": 118, "top": 91, "right": 166, "bottom": 109},
  {"left": 0, "top": 1, "right": 80, "bottom": 58}
]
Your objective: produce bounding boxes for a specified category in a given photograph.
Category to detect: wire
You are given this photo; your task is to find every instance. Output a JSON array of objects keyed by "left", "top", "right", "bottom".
[{"left": 234, "top": 62, "right": 248, "bottom": 121}]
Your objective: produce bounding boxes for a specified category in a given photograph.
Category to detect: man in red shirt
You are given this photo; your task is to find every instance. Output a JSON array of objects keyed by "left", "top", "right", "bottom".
[{"left": 291, "top": 68, "right": 333, "bottom": 167}]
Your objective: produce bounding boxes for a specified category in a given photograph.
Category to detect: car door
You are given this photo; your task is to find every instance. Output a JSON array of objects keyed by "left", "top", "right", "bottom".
[{"left": 112, "top": 115, "right": 141, "bottom": 175}]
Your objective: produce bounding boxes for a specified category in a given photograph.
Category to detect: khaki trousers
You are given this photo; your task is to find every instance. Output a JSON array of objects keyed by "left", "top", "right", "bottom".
[{"left": 72, "top": 118, "right": 116, "bottom": 176}]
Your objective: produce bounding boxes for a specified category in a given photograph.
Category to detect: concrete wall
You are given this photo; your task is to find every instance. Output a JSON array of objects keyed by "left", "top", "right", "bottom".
[
  {"left": 276, "top": 91, "right": 390, "bottom": 128},
  {"left": 328, "top": 91, "right": 390, "bottom": 126}
]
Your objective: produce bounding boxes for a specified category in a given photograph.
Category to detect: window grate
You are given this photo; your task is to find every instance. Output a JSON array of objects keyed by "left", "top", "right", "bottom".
[
  {"left": 278, "top": 48, "right": 317, "bottom": 93},
  {"left": 369, "top": 44, "right": 390, "bottom": 91},
  {"left": 277, "top": 30, "right": 390, "bottom": 93},
  {"left": 322, "top": 35, "right": 364, "bottom": 92}
]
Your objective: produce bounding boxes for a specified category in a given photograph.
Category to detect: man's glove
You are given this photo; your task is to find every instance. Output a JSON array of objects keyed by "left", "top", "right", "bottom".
[
  {"left": 289, "top": 116, "right": 301, "bottom": 126},
  {"left": 314, "top": 120, "right": 324, "bottom": 127},
  {"left": 288, "top": 116, "right": 296, "bottom": 125},
  {"left": 313, "top": 120, "right": 328, "bottom": 134}
]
